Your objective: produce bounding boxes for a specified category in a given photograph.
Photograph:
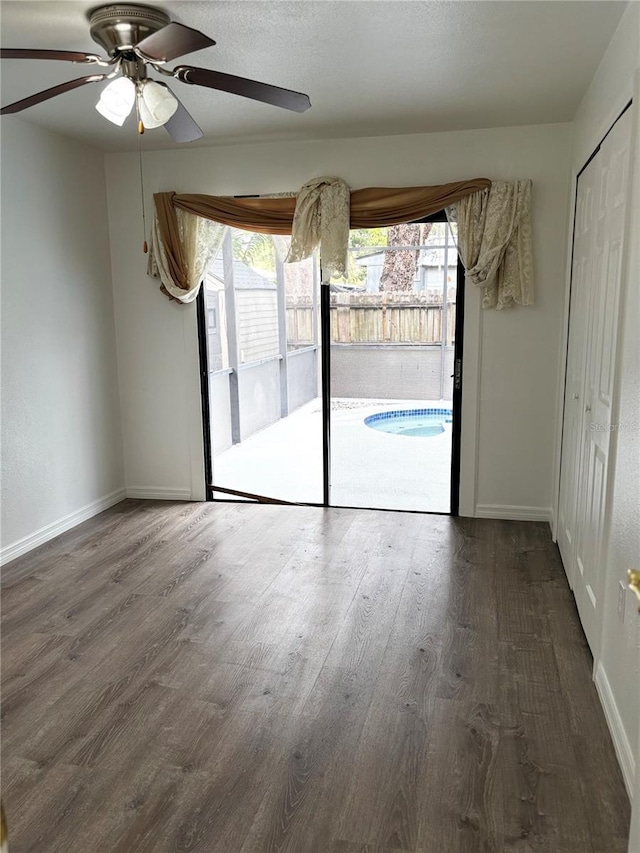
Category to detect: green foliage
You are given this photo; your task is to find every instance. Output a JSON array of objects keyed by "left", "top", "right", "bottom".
[
  {"left": 348, "top": 227, "right": 388, "bottom": 250},
  {"left": 232, "top": 231, "right": 277, "bottom": 273},
  {"left": 328, "top": 227, "right": 388, "bottom": 285}
]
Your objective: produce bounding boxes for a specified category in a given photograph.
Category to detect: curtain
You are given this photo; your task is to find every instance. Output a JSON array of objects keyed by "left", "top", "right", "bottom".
[
  {"left": 448, "top": 180, "right": 533, "bottom": 309},
  {"left": 157, "top": 178, "right": 491, "bottom": 234},
  {"left": 349, "top": 181, "right": 491, "bottom": 227},
  {"left": 149, "top": 177, "right": 495, "bottom": 300},
  {"left": 149, "top": 195, "right": 226, "bottom": 302},
  {"left": 286, "top": 177, "right": 351, "bottom": 279}
]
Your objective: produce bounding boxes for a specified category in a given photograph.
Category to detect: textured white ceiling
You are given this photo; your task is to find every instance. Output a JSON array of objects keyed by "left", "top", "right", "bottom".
[{"left": 0, "top": 0, "right": 627, "bottom": 152}]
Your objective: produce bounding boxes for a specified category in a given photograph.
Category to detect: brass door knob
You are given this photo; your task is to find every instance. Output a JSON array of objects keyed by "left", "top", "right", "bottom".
[{"left": 628, "top": 569, "right": 640, "bottom": 610}]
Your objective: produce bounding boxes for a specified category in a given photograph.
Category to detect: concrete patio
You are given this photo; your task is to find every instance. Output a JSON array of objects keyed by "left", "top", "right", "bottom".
[{"left": 212, "top": 397, "right": 452, "bottom": 513}]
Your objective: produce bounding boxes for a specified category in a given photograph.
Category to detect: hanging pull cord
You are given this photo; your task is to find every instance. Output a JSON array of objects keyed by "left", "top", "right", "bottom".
[{"left": 136, "top": 95, "right": 148, "bottom": 254}]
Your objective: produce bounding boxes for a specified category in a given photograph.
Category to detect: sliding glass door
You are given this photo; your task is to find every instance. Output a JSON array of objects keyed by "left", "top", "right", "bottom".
[{"left": 199, "top": 214, "right": 462, "bottom": 514}]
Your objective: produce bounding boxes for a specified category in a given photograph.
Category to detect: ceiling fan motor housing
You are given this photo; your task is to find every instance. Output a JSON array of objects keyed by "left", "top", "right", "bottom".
[{"left": 88, "top": 4, "right": 170, "bottom": 56}]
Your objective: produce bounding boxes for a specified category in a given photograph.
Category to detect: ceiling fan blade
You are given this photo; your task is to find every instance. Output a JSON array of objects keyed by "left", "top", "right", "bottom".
[
  {"left": 135, "top": 22, "right": 215, "bottom": 62},
  {"left": 0, "top": 48, "right": 104, "bottom": 63},
  {"left": 0, "top": 74, "right": 107, "bottom": 115},
  {"left": 174, "top": 66, "right": 311, "bottom": 113},
  {"left": 163, "top": 90, "right": 203, "bottom": 143}
]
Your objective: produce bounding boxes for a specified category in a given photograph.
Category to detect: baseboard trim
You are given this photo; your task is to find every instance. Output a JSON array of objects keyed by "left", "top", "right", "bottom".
[
  {"left": 548, "top": 505, "right": 556, "bottom": 540},
  {"left": 126, "top": 487, "right": 192, "bottom": 501},
  {"left": 474, "top": 504, "right": 553, "bottom": 522},
  {"left": 594, "top": 661, "right": 635, "bottom": 798},
  {"left": 0, "top": 488, "right": 126, "bottom": 566}
]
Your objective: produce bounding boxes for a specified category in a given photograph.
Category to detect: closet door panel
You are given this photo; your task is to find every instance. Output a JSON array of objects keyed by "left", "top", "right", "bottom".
[
  {"left": 571, "top": 106, "right": 633, "bottom": 655},
  {"left": 598, "top": 238, "right": 623, "bottom": 405},
  {"left": 558, "top": 163, "right": 597, "bottom": 584}
]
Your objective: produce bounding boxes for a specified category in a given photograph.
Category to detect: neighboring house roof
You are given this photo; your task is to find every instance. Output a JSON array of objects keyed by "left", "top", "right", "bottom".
[
  {"left": 354, "top": 250, "right": 386, "bottom": 262},
  {"left": 206, "top": 256, "right": 276, "bottom": 290},
  {"left": 330, "top": 283, "right": 365, "bottom": 292}
]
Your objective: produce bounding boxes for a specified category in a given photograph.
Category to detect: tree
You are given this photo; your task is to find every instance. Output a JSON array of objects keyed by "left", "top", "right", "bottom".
[
  {"left": 378, "top": 223, "right": 432, "bottom": 292},
  {"left": 232, "top": 230, "right": 278, "bottom": 273}
]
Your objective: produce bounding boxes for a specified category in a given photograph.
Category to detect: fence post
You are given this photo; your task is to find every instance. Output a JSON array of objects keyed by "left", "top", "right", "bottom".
[
  {"left": 440, "top": 226, "right": 450, "bottom": 399},
  {"left": 222, "top": 230, "right": 241, "bottom": 443}
]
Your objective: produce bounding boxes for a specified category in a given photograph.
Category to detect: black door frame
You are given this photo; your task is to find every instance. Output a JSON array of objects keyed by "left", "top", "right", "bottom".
[
  {"left": 198, "top": 213, "right": 465, "bottom": 515},
  {"left": 450, "top": 260, "right": 465, "bottom": 516},
  {"left": 415, "top": 209, "right": 464, "bottom": 516},
  {"left": 320, "top": 277, "right": 331, "bottom": 506}
]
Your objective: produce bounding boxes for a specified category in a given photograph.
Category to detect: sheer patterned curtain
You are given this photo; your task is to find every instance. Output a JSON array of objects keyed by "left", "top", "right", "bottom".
[
  {"left": 286, "top": 176, "right": 351, "bottom": 280},
  {"left": 448, "top": 180, "right": 533, "bottom": 309},
  {"left": 148, "top": 205, "right": 226, "bottom": 303}
]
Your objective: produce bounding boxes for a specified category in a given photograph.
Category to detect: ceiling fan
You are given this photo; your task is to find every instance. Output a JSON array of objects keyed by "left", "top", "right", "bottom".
[{"left": 0, "top": 3, "right": 312, "bottom": 142}]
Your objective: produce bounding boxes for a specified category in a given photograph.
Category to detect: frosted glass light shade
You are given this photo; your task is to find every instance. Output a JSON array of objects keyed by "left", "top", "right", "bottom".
[
  {"left": 138, "top": 80, "right": 178, "bottom": 129},
  {"left": 95, "top": 77, "right": 136, "bottom": 126}
]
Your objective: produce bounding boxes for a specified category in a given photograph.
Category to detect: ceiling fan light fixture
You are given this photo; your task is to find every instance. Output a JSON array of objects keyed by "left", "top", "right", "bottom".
[
  {"left": 95, "top": 76, "right": 135, "bottom": 125},
  {"left": 137, "top": 79, "right": 178, "bottom": 128},
  {"left": 1, "top": 4, "right": 311, "bottom": 137}
]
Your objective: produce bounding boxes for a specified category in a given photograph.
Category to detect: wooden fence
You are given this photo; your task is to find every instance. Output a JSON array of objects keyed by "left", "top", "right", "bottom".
[
  {"left": 286, "top": 300, "right": 315, "bottom": 347},
  {"left": 286, "top": 293, "right": 456, "bottom": 346}
]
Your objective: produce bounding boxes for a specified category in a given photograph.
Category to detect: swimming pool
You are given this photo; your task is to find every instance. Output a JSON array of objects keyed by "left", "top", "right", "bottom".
[{"left": 364, "top": 408, "right": 453, "bottom": 437}]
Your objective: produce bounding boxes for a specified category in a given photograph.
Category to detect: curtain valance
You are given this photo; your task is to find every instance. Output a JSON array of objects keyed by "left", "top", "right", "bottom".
[
  {"left": 151, "top": 177, "right": 492, "bottom": 300},
  {"left": 156, "top": 176, "right": 492, "bottom": 236},
  {"left": 170, "top": 192, "right": 296, "bottom": 235},
  {"left": 150, "top": 175, "right": 533, "bottom": 309}
]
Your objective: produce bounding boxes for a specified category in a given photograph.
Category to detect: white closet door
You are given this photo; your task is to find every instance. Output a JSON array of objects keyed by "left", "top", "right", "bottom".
[
  {"left": 572, "top": 107, "right": 633, "bottom": 654},
  {"left": 558, "top": 155, "right": 597, "bottom": 586}
]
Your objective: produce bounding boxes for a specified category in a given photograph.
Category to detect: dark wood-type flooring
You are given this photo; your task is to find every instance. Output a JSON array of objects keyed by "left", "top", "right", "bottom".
[{"left": 1, "top": 500, "right": 630, "bottom": 852}]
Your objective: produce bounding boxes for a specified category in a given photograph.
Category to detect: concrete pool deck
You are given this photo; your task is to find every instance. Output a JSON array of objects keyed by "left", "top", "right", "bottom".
[{"left": 212, "top": 397, "right": 453, "bottom": 513}]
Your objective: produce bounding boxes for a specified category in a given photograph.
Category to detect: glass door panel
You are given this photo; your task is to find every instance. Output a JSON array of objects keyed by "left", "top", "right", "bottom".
[
  {"left": 203, "top": 229, "right": 322, "bottom": 503},
  {"left": 328, "top": 221, "right": 458, "bottom": 512}
]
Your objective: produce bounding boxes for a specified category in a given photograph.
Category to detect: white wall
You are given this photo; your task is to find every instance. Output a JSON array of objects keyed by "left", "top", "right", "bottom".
[
  {"left": 558, "top": 0, "right": 640, "bottom": 823},
  {"left": 572, "top": 2, "right": 638, "bottom": 173},
  {"left": 1, "top": 119, "right": 125, "bottom": 562},
  {"left": 105, "top": 121, "right": 572, "bottom": 514}
]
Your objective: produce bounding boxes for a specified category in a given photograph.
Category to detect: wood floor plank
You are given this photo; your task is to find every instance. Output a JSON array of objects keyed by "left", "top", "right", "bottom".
[
  {"left": 436, "top": 518, "right": 500, "bottom": 703},
  {"left": 1, "top": 501, "right": 630, "bottom": 852},
  {"left": 156, "top": 711, "right": 298, "bottom": 853},
  {"left": 386, "top": 518, "right": 455, "bottom": 644},
  {"left": 335, "top": 696, "right": 430, "bottom": 850},
  {"left": 417, "top": 698, "right": 508, "bottom": 852},
  {"left": 330, "top": 843, "right": 425, "bottom": 853},
  {"left": 495, "top": 709, "right": 594, "bottom": 851},
  {"left": 237, "top": 691, "right": 370, "bottom": 853}
]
